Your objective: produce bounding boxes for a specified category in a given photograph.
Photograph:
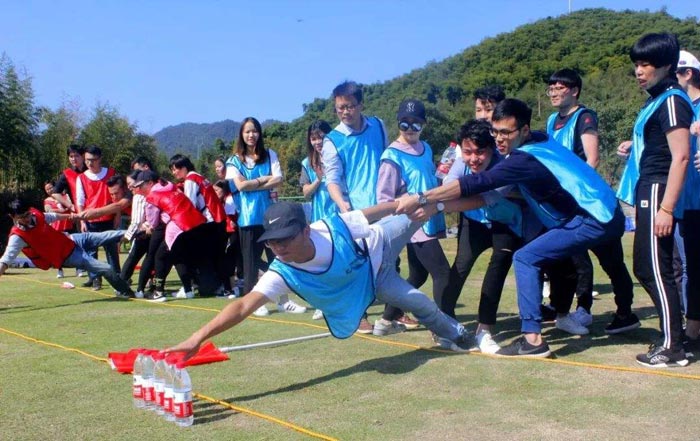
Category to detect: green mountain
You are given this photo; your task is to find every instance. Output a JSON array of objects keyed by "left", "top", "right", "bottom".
[
  {"left": 153, "top": 119, "right": 242, "bottom": 158},
  {"left": 260, "top": 8, "right": 700, "bottom": 196}
]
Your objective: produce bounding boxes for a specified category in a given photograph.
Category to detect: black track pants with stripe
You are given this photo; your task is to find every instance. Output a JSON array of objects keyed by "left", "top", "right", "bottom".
[{"left": 633, "top": 181, "right": 683, "bottom": 351}]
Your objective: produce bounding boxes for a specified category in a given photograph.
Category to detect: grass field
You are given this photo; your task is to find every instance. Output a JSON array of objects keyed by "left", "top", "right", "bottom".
[{"left": 2, "top": 233, "right": 698, "bottom": 440}]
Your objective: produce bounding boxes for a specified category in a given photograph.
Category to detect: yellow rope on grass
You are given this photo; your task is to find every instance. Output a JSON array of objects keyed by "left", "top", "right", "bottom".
[{"left": 0, "top": 325, "right": 339, "bottom": 440}]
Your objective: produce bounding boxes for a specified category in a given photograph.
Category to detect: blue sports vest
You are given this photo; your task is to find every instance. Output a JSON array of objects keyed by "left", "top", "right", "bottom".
[
  {"left": 380, "top": 142, "right": 445, "bottom": 236},
  {"left": 326, "top": 117, "right": 385, "bottom": 210},
  {"left": 680, "top": 101, "right": 700, "bottom": 214},
  {"left": 459, "top": 154, "right": 523, "bottom": 236},
  {"left": 546, "top": 107, "right": 588, "bottom": 151},
  {"left": 301, "top": 157, "right": 338, "bottom": 222},
  {"left": 268, "top": 214, "right": 375, "bottom": 339},
  {"left": 519, "top": 137, "right": 618, "bottom": 227},
  {"left": 617, "top": 88, "right": 692, "bottom": 211},
  {"left": 226, "top": 154, "right": 273, "bottom": 227}
]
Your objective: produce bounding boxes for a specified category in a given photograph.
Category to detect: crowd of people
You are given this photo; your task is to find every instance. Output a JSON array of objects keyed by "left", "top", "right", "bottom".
[{"left": 3, "top": 32, "right": 700, "bottom": 368}]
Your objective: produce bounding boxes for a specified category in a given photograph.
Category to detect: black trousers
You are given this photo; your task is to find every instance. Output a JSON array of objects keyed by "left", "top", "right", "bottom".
[
  {"left": 441, "top": 217, "right": 521, "bottom": 324},
  {"left": 682, "top": 210, "right": 700, "bottom": 321},
  {"left": 633, "top": 181, "right": 683, "bottom": 351},
  {"left": 239, "top": 225, "right": 275, "bottom": 296},
  {"left": 120, "top": 236, "right": 149, "bottom": 284},
  {"left": 381, "top": 238, "right": 451, "bottom": 321}
]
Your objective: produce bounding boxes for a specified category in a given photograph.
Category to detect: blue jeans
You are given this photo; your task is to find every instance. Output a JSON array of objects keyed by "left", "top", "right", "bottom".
[
  {"left": 374, "top": 215, "right": 465, "bottom": 341},
  {"left": 64, "top": 230, "right": 130, "bottom": 293},
  {"left": 513, "top": 209, "right": 625, "bottom": 334},
  {"left": 84, "top": 220, "right": 121, "bottom": 279}
]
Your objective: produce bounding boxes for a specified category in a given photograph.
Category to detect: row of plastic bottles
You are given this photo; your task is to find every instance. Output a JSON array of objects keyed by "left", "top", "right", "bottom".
[{"left": 132, "top": 349, "right": 193, "bottom": 427}]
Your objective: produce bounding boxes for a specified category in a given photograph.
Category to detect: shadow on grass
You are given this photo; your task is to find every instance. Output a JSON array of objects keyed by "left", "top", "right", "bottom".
[
  {"left": 0, "top": 297, "right": 120, "bottom": 315},
  {"left": 212, "top": 349, "right": 452, "bottom": 408},
  {"left": 193, "top": 399, "right": 238, "bottom": 425}
]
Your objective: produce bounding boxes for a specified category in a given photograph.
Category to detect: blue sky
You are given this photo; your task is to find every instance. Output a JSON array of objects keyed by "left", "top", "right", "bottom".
[{"left": 0, "top": 0, "right": 691, "bottom": 133}]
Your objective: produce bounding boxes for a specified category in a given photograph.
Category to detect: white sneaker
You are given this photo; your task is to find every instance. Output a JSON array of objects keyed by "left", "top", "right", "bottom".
[
  {"left": 542, "top": 280, "right": 551, "bottom": 299},
  {"left": 556, "top": 314, "right": 589, "bottom": 335},
  {"left": 173, "top": 287, "right": 194, "bottom": 299},
  {"left": 277, "top": 300, "right": 307, "bottom": 314},
  {"left": 56, "top": 269, "right": 64, "bottom": 279},
  {"left": 253, "top": 305, "right": 270, "bottom": 317},
  {"left": 572, "top": 306, "right": 593, "bottom": 327},
  {"left": 592, "top": 290, "right": 600, "bottom": 297},
  {"left": 134, "top": 290, "right": 145, "bottom": 299},
  {"left": 76, "top": 269, "right": 87, "bottom": 277},
  {"left": 372, "top": 319, "right": 406, "bottom": 336},
  {"left": 476, "top": 330, "right": 501, "bottom": 354},
  {"left": 312, "top": 309, "right": 324, "bottom": 320}
]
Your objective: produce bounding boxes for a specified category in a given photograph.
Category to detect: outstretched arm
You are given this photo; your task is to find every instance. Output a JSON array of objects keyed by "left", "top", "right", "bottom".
[{"left": 163, "top": 291, "right": 269, "bottom": 360}]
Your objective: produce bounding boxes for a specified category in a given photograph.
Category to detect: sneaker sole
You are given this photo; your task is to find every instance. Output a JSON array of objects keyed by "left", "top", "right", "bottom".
[
  {"left": 605, "top": 321, "right": 641, "bottom": 335},
  {"left": 147, "top": 297, "right": 167, "bottom": 303},
  {"left": 372, "top": 327, "right": 406, "bottom": 337},
  {"left": 355, "top": 328, "right": 373, "bottom": 334},
  {"left": 495, "top": 349, "right": 552, "bottom": 358},
  {"left": 636, "top": 358, "right": 689, "bottom": 368}
]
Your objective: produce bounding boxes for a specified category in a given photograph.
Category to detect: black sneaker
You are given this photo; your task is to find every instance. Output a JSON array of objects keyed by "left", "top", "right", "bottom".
[
  {"left": 115, "top": 290, "right": 135, "bottom": 299},
  {"left": 540, "top": 304, "right": 557, "bottom": 323},
  {"left": 636, "top": 344, "right": 688, "bottom": 368},
  {"left": 92, "top": 277, "right": 102, "bottom": 291},
  {"left": 496, "top": 336, "right": 551, "bottom": 358},
  {"left": 81, "top": 278, "right": 94, "bottom": 288},
  {"left": 146, "top": 291, "right": 167, "bottom": 303},
  {"left": 682, "top": 336, "right": 700, "bottom": 358},
  {"left": 604, "top": 313, "right": 641, "bottom": 334},
  {"left": 436, "top": 332, "right": 478, "bottom": 353}
]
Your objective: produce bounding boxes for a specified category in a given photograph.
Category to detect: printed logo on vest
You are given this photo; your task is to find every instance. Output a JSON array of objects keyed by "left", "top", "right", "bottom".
[{"left": 640, "top": 200, "right": 649, "bottom": 208}]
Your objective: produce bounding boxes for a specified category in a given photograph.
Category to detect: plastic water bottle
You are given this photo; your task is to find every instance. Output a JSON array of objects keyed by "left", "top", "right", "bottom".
[
  {"left": 163, "top": 357, "right": 176, "bottom": 422},
  {"left": 172, "top": 362, "right": 194, "bottom": 427},
  {"left": 152, "top": 352, "right": 167, "bottom": 415},
  {"left": 435, "top": 142, "right": 458, "bottom": 179},
  {"left": 132, "top": 350, "right": 145, "bottom": 409},
  {"left": 141, "top": 351, "right": 156, "bottom": 410}
]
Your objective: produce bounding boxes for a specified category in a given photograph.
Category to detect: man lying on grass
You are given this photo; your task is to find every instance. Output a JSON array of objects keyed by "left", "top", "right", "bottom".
[
  {"left": 165, "top": 201, "right": 478, "bottom": 357},
  {"left": 0, "top": 198, "right": 134, "bottom": 298}
]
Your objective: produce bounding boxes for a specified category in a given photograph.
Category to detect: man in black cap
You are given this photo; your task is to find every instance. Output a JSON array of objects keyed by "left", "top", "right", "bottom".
[{"left": 165, "top": 200, "right": 477, "bottom": 358}]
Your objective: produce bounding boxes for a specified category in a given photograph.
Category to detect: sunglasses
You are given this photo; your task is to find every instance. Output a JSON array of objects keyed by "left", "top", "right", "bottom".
[{"left": 398, "top": 121, "right": 423, "bottom": 132}]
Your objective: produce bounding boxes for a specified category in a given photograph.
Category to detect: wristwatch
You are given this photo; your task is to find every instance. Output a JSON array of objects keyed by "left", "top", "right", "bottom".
[
  {"left": 417, "top": 192, "right": 428, "bottom": 207},
  {"left": 436, "top": 202, "right": 445, "bottom": 212}
]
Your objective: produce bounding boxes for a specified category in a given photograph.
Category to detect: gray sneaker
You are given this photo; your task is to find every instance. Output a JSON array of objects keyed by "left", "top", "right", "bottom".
[
  {"left": 436, "top": 332, "right": 478, "bottom": 353},
  {"left": 372, "top": 319, "right": 407, "bottom": 336}
]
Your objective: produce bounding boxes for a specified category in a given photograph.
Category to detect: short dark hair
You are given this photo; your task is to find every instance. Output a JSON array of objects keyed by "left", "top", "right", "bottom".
[
  {"left": 66, "top": 144, "right": 84, "bottom": 156},
  {"left": 85, "top": 145, "right": 102, "bottom": 157},
  {"left": 131, "top": 156, "right": 154, "bottom": 170},
  {"left": 630, "top": 32, "right": 680, "bottom": 76},
  {"left": 457, "top": 119, "right": 497, "bottom": 150},
  {"left": 548, "top": 68, "right": 582, "bottom": 99},
  {"left": 169, "top": 154, "right": 195, "bottom": 172},
  {"left": 473, "top": 85, "right": 505, "bottom": 104},
  {"left": 8, "top": 198, "right": 31, "bottom": 216},
  {"left": 492, "top": 98, "right": 533, "bottom": 128},
  {"left": 332, "top": 81, "right": 363, "bottom": 103},
  {"left": 106, "top": 174, "right": 126, "bottom": 189}
]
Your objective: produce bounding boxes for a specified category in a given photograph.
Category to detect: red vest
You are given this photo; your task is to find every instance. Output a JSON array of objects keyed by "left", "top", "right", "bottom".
[
  {"left": 63, "top": 167, "right": 81, "bottom": 206},
  {"left": 147, "top": 187, "right": 206, "bottom": 232},
  {"left": 43, "top": 198, "right": 74, "bottom": 232},
  {"left": 78, "top": 167, "right": 116, "bottom": 223},
  {"left": 10, "top": 209, "right": 76, "bottom": 270},
  {"left": 186, "top": 173, "right": 227, "bottom": 223}
]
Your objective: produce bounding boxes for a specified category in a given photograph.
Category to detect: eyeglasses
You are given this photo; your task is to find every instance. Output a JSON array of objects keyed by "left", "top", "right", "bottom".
[
  {"left": 489, "top": 126, "right": 522, "bottom": 138},
  {"left": 335, "top": 104, "right": 358, "bottom": 113},
  {"left": 398, "top": 121, "right": 423, "bottom": 132},
  {"left": 545, "top": 86, "right": 569, "bottom": 97},
  {"left": 265, "top": 233, "right": 299, "bottom": 248}
]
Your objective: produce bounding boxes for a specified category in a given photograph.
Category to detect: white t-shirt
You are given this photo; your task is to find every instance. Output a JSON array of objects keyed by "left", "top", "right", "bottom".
[{"left": 254, "top": 210, "right": 384, "bottom": 302}]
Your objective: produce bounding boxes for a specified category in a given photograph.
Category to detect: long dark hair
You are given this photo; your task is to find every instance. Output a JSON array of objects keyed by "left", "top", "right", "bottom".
[
  {"left": 306, "top": 120, "right": 332, "bottom": 170},
  {"left": 235, "top": 117, "right": 268, "bottom": 164}
]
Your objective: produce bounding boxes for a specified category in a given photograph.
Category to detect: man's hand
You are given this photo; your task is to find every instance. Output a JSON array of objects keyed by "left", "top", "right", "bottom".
[
  {"left": 616, "top": 140, "right": 632, "bottom": 158},
  {"left": 395, "top": 193, "right": 421, "bottom": 215},
  {"left": 161, "top": 335, "right": 202, "bottom": 362}
]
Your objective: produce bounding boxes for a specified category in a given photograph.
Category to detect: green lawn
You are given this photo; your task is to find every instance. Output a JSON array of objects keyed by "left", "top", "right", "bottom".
[{"left": 1, "top": 233, "right": 697, "bottom": 440}]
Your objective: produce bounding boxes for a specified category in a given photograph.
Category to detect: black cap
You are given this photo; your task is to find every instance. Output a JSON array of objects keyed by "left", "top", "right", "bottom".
[
  {"left": 257, "top": 201, "right": 308, "bottom": 243},
  {"left": 397, "top": 99, "right": 426, "bottom": 123},
  {"left": 132, "top": 170, "right": 159, "bottom": 187}
]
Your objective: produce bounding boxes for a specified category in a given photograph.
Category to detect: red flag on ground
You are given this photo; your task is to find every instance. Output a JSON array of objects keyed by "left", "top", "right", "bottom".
[{"left": 108, "top": 342, "right": 229, "bottom": 374}]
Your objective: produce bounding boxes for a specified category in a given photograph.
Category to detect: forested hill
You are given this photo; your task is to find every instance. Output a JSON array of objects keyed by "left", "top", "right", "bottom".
[
  {"left": 258, "top": 8, "right": 700, "bottom": 196},
  {"left": 153, "top": 120, "right": 242, "bottom": 158}
]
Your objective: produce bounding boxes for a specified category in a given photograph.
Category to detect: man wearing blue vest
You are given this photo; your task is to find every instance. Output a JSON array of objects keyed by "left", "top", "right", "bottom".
[
  {"left": 322, "top": 80, "right": 389, "bottom": 333},
  {"left": 674, "top": 49, "right": 700, "bottom": 354},
  {"left": 165, "top": 201, "right": 476, "bottom": 358},
  {"left": 398, "top": 98, "right": 629, "bottom": 358}
]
